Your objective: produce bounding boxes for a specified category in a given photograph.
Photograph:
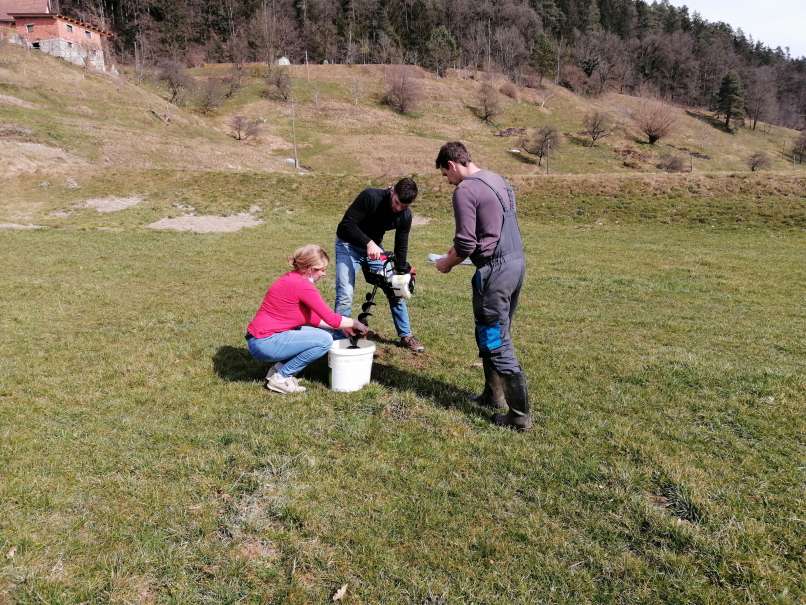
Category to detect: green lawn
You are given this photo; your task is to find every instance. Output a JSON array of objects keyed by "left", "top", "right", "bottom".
[{"left": 1, "top": 173, "right": 804, "bottom": 603}]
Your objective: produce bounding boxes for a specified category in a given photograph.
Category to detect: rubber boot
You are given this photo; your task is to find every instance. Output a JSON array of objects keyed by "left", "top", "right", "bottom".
[
  {"left": 494, "top": 372, "right": 532, "bottom": 431},
  {"left": 470, "top": 358, "right": 507, "bottom": 410}
]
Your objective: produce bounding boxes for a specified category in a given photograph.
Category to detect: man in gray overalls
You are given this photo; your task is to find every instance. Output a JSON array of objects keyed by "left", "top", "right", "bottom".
[{"left": 434, "top": 141, "right": 532, "bottom": 431}]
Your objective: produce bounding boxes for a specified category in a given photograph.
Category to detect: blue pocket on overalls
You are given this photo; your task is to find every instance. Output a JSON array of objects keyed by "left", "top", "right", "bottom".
[{"left": 475, "top": 322, "right": 502, "bottom": 353}]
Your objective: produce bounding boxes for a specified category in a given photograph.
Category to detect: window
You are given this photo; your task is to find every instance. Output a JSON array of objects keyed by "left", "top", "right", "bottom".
[
  {"left": 67, "top": 41, "right": 72, "bottom": 48},
  {"left": 26, "top": 24, "right": 34, "bottom": 32},
  {"left": 66, "top": 24, "right": 73, "bottom": 32},
  {"left": 84, "top": 30, "right": 91, "bottom": 39}
]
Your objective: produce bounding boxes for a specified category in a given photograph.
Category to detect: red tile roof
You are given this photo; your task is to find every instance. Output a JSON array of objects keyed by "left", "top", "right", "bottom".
[{"left": 0, "top": 0, "right": 50, "bottom": 21}]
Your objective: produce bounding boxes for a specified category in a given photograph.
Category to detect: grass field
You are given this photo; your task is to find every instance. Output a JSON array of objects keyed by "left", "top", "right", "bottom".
[{"left": 1, "top": 171, "right": 804, "bottom": 603}]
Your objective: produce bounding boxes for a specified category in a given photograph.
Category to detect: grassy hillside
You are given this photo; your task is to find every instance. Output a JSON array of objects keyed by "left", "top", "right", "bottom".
[
  {"left": 0, "top": 44, "right": 288, "bottom": 175},
  {"left": 193, "top": 62, "right": 804, "bottom": 177},
  {"left": 2, "top": 43, "right": 804, "bottom": 179}
]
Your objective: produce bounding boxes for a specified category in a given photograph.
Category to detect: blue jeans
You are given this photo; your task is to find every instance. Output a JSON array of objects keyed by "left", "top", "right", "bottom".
[
  {"left": 247, "top": 326, "right": 333, "bottom": 377},
  {"left": 334, "top": 238, "right": 411, "bottom": 338}
]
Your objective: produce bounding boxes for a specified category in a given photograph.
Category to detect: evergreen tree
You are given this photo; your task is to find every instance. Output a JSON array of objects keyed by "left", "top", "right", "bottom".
[
  {"left": 717, "top": 71, "right": 745, "bottom": 130},
  {"left": 584, "top": 0, "right": 601, "bottom": 32},
  {"left": 427, "top": 26, "right": 458, "bottom": 77},
  {"left": 531, "top": 33, "right": 555, "bottom": 85}
]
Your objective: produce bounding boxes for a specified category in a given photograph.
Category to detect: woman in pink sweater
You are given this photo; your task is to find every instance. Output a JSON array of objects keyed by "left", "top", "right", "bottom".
[{"left": 246, "top": 244, "right": 367, "bottom": 394}]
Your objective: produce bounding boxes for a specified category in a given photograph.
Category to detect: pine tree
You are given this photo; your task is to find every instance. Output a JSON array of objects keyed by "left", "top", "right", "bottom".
[
  {"left": 531, "top": 33, "right": 555, "bottom": 85},
  {"left": 717, "top": 71, "right": 745, "bottom": 130},
  {"left": 427, "top": 26, "right": 458, "bottom": 78},
  {"left": 585, "top": 0, "right": 601, "bottom": 32}
]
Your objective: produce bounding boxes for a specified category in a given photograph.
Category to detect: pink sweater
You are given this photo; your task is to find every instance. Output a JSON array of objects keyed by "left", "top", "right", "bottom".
[{"left": 247, "top": 271, "right": 342, "bottom": 338}]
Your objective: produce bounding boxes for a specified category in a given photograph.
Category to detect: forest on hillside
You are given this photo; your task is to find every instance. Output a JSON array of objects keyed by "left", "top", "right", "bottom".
[{"left": 55, "top": 0, "right": 806, "bottom": 129}]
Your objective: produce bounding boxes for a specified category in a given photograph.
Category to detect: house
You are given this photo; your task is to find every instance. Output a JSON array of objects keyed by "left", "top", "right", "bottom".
[{"left": 0, "top": 0, "right": 114, "bottom": 72}]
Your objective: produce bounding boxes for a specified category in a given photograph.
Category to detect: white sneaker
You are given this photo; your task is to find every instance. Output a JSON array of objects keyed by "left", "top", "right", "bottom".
[
  {"left": 265, "top": 362, "right": 283, "bottom": 381},
  {"left": 266, "top": 373, "right": 306, "bottom": 394}
]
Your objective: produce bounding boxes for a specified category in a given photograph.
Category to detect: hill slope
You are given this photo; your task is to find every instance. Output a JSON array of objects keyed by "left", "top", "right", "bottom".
[
  {"left": 0, "top": 45, "right": 288, "bottom": 176},
  {"left": 1, "top": 45, "right": 804, "bottom": 180}
]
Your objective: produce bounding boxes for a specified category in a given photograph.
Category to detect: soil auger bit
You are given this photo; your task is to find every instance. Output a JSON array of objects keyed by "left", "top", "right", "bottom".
[
  {"left": 350, "top": 289, "right": 379, "bottom": 347},
  {"left": 348, "top": 253, "right": 414, "bottom": 348}
]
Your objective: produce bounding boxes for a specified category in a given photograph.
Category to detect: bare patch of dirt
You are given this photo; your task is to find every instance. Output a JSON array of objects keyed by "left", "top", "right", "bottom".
[
  {"left": 147, "top": 213, "right": 263, "bottom": 233},
  {"left": 82, "top": 196, "right": 144, "bottom": 213},
  {"left": 0, "top": 94, "right": 36, "bottom": 109},
  {"left": 411, "top": 214, "right": 431, "bottom": 226},
  {"left": 0, "top": 141, "right": 87, "bottom": 175},
  {"left": 236, "top": 538, "right": 279, "bottom": 562},
  {"left": 0, "top": 222, "right": 44, "bottom": 230}
]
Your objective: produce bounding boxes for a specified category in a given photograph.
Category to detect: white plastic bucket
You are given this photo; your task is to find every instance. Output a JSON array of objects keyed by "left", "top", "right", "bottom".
[{"left": 328, "top": 338, "right": 376, "bottom": 392}]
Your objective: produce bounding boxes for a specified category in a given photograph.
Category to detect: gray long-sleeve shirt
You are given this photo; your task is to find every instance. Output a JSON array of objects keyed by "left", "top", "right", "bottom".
[{"left": 452, "top": 170, "right": 507, "bottom": 263}]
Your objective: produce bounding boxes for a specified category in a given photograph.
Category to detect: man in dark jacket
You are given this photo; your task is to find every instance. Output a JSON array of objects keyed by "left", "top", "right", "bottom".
[
  {"left": 434, "top": 142, "right": 531, "bottom": 430},
  {"left": 335, "top": 177, "right": 425, "bottom": 352}
]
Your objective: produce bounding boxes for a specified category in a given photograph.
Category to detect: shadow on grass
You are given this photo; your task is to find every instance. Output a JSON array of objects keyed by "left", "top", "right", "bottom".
[
  {"left": 508, "top": 150, "right": 538, "bottom": 165},
  {"left": 212, "top": 345, "right": 330, "bottom": 386},
  {"left": 213, "top": 346, "right": 484, "bottom": 416},
  {"left": 685, "top": 110, "right": 731, "bottom": 133},
  {"left": 566, "top": 133, "right": 592, "bottom": 147},
  {"left": 213, "top": 345, "right": 264, "bottom": 382},
  {"left": 372, "top": 362, "right": 482, "bottom": 417}
]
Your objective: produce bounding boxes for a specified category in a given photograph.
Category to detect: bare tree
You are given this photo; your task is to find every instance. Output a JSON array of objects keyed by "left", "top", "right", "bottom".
[
  {"left": 265, "top": 66, "right": 291, "bottom": 101},
  {"left": 792, "top": 131, "right": 806, "bottom": 164},
  {"left": 744, "top": 66, "right": 778, "bottom": 130},
  {"left": 229, "top": 115, "right": 260, "bottom": 141},
  {"left": 535, "top": 91, "right": 555, "bottom": 110},
  {"left": 521, "top": 126, "right": 561, "bottom": 166},
  {"left": 477, "top": 81, "right": 502, "bottom": 123},
  {"left": 747, "top": 152, "right": 771, "bottom": 171},
  {"left": 633, "top": 100, "right": 676, "bottom": 145},
  {"left": 349, "top": 78, "right": 361, "bottom": 107},
  {"left": 157, "top": 60, "right": 193, "bottom": 105},
  {"left": 196, "top": 78, "right": 226, "bottom": 114},
  {"left": 582, "top": 111, "right": 612, "bottom": 146},
  {"left": 382, "top": 66, "right": 422, "bottom": 114}
]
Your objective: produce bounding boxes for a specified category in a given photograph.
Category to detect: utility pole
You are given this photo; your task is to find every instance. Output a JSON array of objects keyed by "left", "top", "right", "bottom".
[{"left": 290, "top": 94, "right": 299, "bottom": 170}]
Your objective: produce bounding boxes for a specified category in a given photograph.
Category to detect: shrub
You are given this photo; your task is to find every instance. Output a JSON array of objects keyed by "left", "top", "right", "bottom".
[
  {"left": 582, "top": 111, "right": 612, "bottom": 146},
  {"left": 499, "top": 81, "right": 518, "bottom": 100},
  {"left": 264, "top": 66, "right": 291, "bottom": 101},
  {"left": 382, "top": 66, "right": 422, "bottom": 114},
  {"left": 157, "top": 60, "right": 194, "bottom": 105},
  {"left": 477, "top": 82, "right": 501, "bottom": 123},
  {"left": 229, "top": 116, "right": 261, "bottom": 141},
  {"left": 657, "top": 154, "right": 687, "bottom": 172},
  {"left": 520, "top": 126, "right": 561, "bottom": 166},
  {"left": 793, "top": 131, "right": 806, "bottom": 163},
  {"left": 195, "top": 78, "right": 226, "bottom": 114},
  {"left": 633, "top": 100, "right": 676, "bottom": 145},
  {"left": 747, "top": 152, "right": 771, "bottom": 171}
]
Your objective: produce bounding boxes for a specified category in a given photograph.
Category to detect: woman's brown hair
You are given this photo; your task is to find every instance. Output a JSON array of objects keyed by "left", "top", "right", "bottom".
[{"left": 289, "top": 244, "right": 329, "bottom": 272}]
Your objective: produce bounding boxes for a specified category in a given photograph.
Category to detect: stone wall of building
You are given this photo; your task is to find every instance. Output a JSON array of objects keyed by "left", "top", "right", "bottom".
[{"left": 37, "top": 37, "right": 105, "bottom": 70}]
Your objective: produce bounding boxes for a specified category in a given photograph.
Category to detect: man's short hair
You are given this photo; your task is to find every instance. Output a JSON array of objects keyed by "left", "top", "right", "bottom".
[
  {"left": 435, "top": 141, "right": 471, "bottom": 169},
  {"left": 394, "top": 177, "right": 418, "bottom": 204}
]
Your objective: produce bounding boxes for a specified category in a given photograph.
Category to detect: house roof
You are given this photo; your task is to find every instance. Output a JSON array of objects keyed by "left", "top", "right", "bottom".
[
  {"left": 10, "top": 13, "right": 112, "bottom": 35},
  {"left": 0, "top": 0, "right": 50, "bottom": 22}
]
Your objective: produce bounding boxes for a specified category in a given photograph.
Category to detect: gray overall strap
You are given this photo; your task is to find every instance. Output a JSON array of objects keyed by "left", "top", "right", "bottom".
[
  {"left": 463, "top": 173, "right": 523, "bottom": 264},
  {"left": 463, "top": 173, "right": 516, "bottom": 213}
]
